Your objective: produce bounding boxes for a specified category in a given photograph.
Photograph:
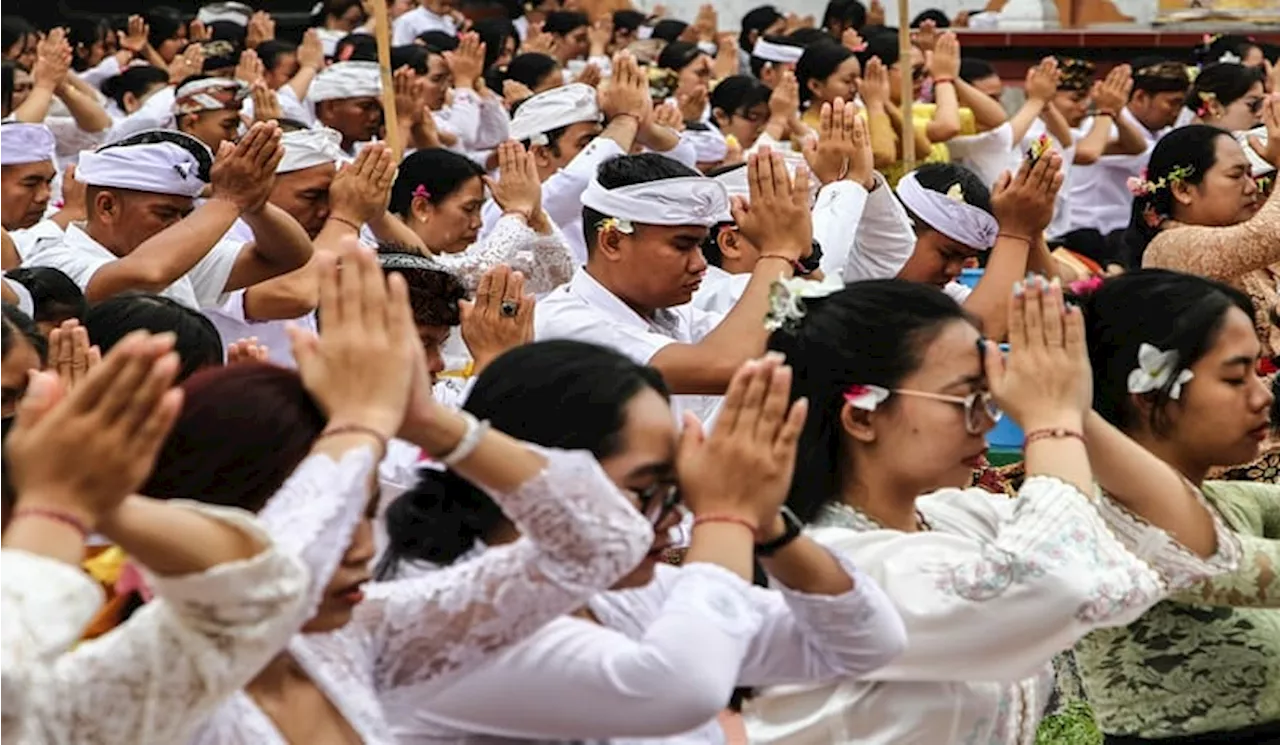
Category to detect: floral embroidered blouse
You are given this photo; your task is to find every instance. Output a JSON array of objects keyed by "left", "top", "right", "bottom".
[
  {"left": 1142, "top": 186, "right": 1280, "bottom": 360},
  {"left": 742, "top": 476, "right": 1240, "bottom": 745},
  {"left": 1074, "top": 480, "right": 1280, "bottom": 739}
]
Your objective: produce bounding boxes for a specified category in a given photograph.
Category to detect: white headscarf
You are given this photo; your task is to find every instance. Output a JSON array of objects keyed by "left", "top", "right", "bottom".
[
  {"left": 309, "top": 61, "right": 383, "bottom": 102},
  {"left": 77, "top": 140, "right": 209, "bottom": 198},
  {"left": 508, "top": 84, "right": 601, "bottom": 145},
  {"left": 0, "top": 123, "right": 57, "bottom": 166},
  {"left": 278, "top": 128, "right": 346, "bottom": 173},
  {"left": 582, "top": 174, "right": 729, "bottom": 228},
  {"left": 895, "top": 171, "right": 998, "bottom": 250}
]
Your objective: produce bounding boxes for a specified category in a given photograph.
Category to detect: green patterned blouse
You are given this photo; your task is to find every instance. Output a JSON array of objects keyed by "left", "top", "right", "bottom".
[{"left": 1073, "top": 480, "right": 1280, "bottom": 738}]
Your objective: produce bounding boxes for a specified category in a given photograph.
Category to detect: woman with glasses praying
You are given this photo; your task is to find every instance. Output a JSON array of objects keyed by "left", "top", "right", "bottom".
[
  {"left": 742, "top": 277, "right": 1239, "bottom": 745},
  {"left": 378, "top": 340, "right": 907, "bottom": 745}
]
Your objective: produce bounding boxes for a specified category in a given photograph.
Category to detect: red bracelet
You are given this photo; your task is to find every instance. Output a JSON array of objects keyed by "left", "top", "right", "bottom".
[
  {"left": 1024, "top": 427, "right": 1085, "bottom": 446},
  {"left": 933, "top": 76, "right": 955, "bottom": 86},
  {"left": 11, "top": 507, "right": 90, "bottom": 540},
  {"left": 692, "top": 514, "right": 760, "bottom": 535},
  {"left": 318, "top": 423, "right": 390, "bottom": 452},
  {"left": 328, "top": 215, "right": 362, "bottom": 232}
]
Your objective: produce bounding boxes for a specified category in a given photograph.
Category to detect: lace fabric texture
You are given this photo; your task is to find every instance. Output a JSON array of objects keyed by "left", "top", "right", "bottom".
[
  {"left": 193, "top": 445, "right": 654, "bottom": 744},
  {"left": 431, "top": 214, "right": 574, "bottom": 294},
  {"left": 6, "top": 505, "right": 310, "bottom": 745}
]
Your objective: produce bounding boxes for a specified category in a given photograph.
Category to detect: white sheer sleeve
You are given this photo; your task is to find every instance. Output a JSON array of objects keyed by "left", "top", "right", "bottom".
[
  {"left": 472, "top": 93, "right": 511, "bottom": 151},
  {"left": 844, "top": 172, "right": 916, "bottom": 281},
  {"left": 257, "top": 446, "right": 380, "bottom": 615},
  {"left": 21, "top": 503, "right": 309, "bottom": 745},
  {"left": 431, "top": 214, "right": 574, "bottom": 293},
  {"left": 812, "top": 181, "right": 870, "bottom": 281},
  {"left": 360, "top": 447, "right": 653, "bottom": 696},
  {"left": 816, "top": 476, "right": 1215, "bottom": 683},
  {"left": 1, "top": 550, "right": 105, "bottom": 741}
]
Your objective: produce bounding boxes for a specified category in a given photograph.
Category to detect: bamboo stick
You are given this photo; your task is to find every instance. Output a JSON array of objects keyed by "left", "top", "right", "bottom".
[
  {"left": 897, "top": 0, "right": 915, "bottom": 170},
  {"left": 370, "top": 0, "right": 403, "bottom": 160}
]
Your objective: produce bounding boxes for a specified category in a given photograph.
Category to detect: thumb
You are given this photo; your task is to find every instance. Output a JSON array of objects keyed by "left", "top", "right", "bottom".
[
  {"left": 981, "top": 340, "right": 1006, "bottom": 393},
  {"left": 676, "top": 410, "right": 705, "bottom": 460},
  {"left": 729, "top": 195, "right": 748, "bottom": 225},
  {"left": 1247, "top": 135, "right": 1266, "bottom": 158},
  {"left": 458, "top": 298, "right": 475, "bottom": 322},
  {"left": 285, "top": 323, "right": 318, "bottom": 368},
  {"left": 14, "top": 370, "right": 63, "bottom": 428}
]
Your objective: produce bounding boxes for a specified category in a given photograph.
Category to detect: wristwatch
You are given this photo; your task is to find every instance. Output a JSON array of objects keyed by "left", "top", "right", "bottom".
[
  {"left": 754, "top": 506, "right": 803, "bottom": 557},
  {"left": 795, "top": 240, "right": 823, "bottom": 276}
]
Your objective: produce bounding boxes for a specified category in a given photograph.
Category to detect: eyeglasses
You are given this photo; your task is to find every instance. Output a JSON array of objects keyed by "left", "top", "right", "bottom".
[
  {"left": 636, "top": 482, "right": 682, "bottom": 526},
  {"left": 892, "top": 389, "right": 1002, "bottom": 434},
  {"left": 1247, "top": 97, "right": 1265, "bottom": 115}
]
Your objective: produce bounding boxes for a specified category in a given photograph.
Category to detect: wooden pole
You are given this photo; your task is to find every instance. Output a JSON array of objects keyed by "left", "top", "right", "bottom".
[
  {"left": 897, "top": 0, "right": 915, "bottom": 170},
  {"left": 370, "top": 0, "right": 403, "bottom": 160}
]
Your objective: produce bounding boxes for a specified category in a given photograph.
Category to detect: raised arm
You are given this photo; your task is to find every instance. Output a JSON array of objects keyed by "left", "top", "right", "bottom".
[{"left": 922, "top": 34, "right": 962, "bottom": 143}]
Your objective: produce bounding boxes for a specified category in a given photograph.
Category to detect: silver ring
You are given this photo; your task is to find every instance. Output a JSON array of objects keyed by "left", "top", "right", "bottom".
[{"left": 500, "top": 300, "right": 519, "bottom": 317}]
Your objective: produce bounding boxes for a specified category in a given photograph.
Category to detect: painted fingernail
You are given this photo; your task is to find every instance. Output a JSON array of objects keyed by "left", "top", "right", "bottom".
[
  {"left": 765, "top": 350, "right": 786, "bottom": 362},
  {"left": 1049, "top": 276, "right": 1062, "bottom": 289},
  {"left": 1012, "top": 281, "right": 1024, "bottom": 296}
]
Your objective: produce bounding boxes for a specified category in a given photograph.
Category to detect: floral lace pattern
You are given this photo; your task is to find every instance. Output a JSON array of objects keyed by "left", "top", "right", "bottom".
[
  {"left": 20, "top": 505, "right": 310, "bottom": 745},
  {"left": 432, "top": 215, "right": 574, "bottom": 294}
]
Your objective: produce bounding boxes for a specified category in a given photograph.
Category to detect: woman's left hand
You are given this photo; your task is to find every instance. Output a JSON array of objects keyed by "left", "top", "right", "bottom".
[
  {"left": 483, "top": 141, "right": 541, "bottom": 221},
  {"left": 48, "top": 319, "right": 100, "bottom": 391},
  {"left": 460, "top": 265, "right": 534, "bottom": 374}
]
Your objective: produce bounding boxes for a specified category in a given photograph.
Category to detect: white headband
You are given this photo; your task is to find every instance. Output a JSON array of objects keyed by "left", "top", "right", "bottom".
[
  {"left": 278, "top": 127, "right": 346, "bottom": 173},
  {"left": 751, "top": 39, "right": 804, "bottom": 64},
  {"left": 197, "top": 2, "right": 253, "bottom": 26},
  {"left": 77, "top": 141, "right": 208, "bottom": 198},
  {"left": 509, "top": 83, "right": 601, "bottom": 145},
  {"left": 896, "top": 171, "right": 998, "bottom": 251},
  {"left": 582, "top": 175, "right": 729, "bottom": 228},
  {"left": 0, "top": 123, "right": 56, "bottom": 166},
  {"left": 682, "top": 127, "right": 728, "bottom": 164},
  {"left": 310, "top": 61, "right": 383, "bottom": 102}
]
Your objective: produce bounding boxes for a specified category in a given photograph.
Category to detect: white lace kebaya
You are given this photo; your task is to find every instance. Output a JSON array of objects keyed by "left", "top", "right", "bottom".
[
  {"left": 188, "top": 445, "right": 654, "bottom": 744},
  {"left": 428, "top": 214, "right": 575, "bottom": 294},
  {"left": 743, "top": 477, "right": 1241, "bottom": 745},
  {"left": 1, "top": 505, "right": 310, "bottom": 745}
]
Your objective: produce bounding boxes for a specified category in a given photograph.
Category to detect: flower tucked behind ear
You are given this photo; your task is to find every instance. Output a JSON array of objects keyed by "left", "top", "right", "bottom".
[
  {"left": 599, "top": 216, "right": 634, "bottom": 235},
  {"left": 1026, "top": 133, "right": 1052, "bottom": 162},
  {"left": 413, "top": 184, "right": 431, "bottom": 200},
  {"left": 764, "top": 275, "right": 845, "bottom": 332},
  {"left": 843, "top": 384, "right": 890, "bottom": 411},
  {"left": 1128, "top": 343, "right": 1195, "bottom": 400},
  {"left": 945, "top": 183, "right": 965, "bottom": 203}
]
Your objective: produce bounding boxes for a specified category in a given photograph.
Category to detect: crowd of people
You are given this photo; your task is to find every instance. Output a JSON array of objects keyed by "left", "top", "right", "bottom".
[{"left": 0, "top": 0, "right": 1278, "bottom": 743}]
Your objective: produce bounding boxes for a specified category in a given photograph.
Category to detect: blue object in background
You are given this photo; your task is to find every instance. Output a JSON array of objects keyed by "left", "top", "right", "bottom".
[
  {"left": 987, "top": 343, "right": 1024, "bottom": 449},
  {"left": 958, "top": 268, "right": 984, "bottom": 289}
]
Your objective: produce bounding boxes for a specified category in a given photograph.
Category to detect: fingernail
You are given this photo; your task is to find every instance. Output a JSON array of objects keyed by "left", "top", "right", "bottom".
[
  {"left": 1012, "top": 281, "right": 1024, "bottom": 296},
  {"left": 764, "top": 350, "right": 785, "bottom": 362},
  {"left": 1025, "top": 272, "right": 1035, "bottom": 282},
  {"left": 1049, "top": 276, "right": 1062, "bottom": 289}
]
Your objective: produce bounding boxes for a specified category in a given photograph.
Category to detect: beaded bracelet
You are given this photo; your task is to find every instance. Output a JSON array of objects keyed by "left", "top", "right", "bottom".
[
  {"left": 1024, "top": 427, "right": 1085, "bottom": 446},
  {"left": 12, "top": 507, "right": 90, "bottom": 540},
  {"left": 438, "top": 410, "right": 491, "bottom": 467},
  {"left": 328, "top": 215, "right": 362, "bottom": 232}
]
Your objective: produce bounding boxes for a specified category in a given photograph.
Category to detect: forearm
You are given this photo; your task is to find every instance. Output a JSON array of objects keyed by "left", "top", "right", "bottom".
[
  {"left": 401, "top": 404, "right": 549, "bottom": 493},
  {"left": 1041, "top": 103, "right": 1074, "bottom": 147},
  {"left": 1111, "top": 112, "right": 1150, "bottom": 156},
  {"left": 96, "top": 495, "right": 264, "bottom": 576},
  {"left": 1, "top": 502, "right": 88, "bottom": 567},
  {"left": 368, "top": 211, "right": 428, "bottom": 253},
  {"left": 758, "top": 535, "right": 854, "bottom": 595},
  {"left": 963, "top": 236, "right": 1032, "bottom": 340},
  {"left": 1083, "top": 412, "right": 1219, "bottom": 557},
  {"left": 1008, "top": 98, "right": 1046, "bottom": 146},
  {"left": 241, "top": 204, "right": 314, "bottom": 274},
  {"left": 638, "top": 123, "right": 681, "bottom": 153},
  {"left": 1072, "top": 115, "right": 1112, "bottom": 164},
  {"left": 698, "top": 257, "right": 795, "bottom": 365},
  {"left": 684, "top": 523, "right": 755, "bottom": 582},
  {"left": 924, "top": 83, "right": 961, "bottom": 142},
  {"left": 286, "top": 66, "right": 318, "bottom": 100},
  {"left": 712, "top": 47, "right": 737, "bottom": 79},
  {"left": 12, "top": 84, "right": 56, "bottom": 123},
  {"left": 865, "top": 105, "right": 899, "bottom": 167},
  {"left": 1025, "top": 234, "right": 1060, "bottom": 279},
  {"left": 763, "top": 113, "right": 789, "bottom": 143},
  {"left": 56, "top": 84, "right": 111, "bottom": 133},
  {"left": 955, "top": 78, "right": 1007, "bottom": 130},
  {"left": 600, "top": 115, "right": 641, "bottom": 152},
  {"left": 1022, "top": 412, "right": 1092, "bottom": 500}
]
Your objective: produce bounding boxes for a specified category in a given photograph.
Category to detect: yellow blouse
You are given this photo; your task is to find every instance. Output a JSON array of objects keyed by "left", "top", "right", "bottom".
[{"left": 882, "top": 103, "right": 978, "bottom": 186}]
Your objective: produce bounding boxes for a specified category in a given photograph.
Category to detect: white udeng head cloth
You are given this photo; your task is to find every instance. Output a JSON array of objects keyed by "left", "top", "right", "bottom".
[
  {"left": 509, "top": 83, "right": 601, "bottom": 146},
  {"left": 310, "top": 61, "right": 383, "bottom": 102},
  {"left": 582, "top": 174, "right": 729, "bottom": 228},
  {"left": 895, "top": 170, "right": 998, "bottom": 250},
  {"left": 278, "top": 127, "right": 346, "bottom": 173},
  {"left": 751, "top": 38, "right": 804, "bottom": 64},
  {"left": 0, "top": 123, "right": 57, "bottom": 166},
  {"left": 76, "top": 141, "right": 208, "bottom": 198}
]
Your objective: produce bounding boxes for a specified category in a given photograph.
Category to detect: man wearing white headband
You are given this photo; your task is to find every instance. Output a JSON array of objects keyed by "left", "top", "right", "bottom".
[
  {"left": 750, "top": 35, "right": 804, "bottom": 89},
  {"left": 535, "top": 150, "right": 814, "bottom": 421},
  {"left": 1, "top": 123, "right": 57, "bottom": 233},
  {"left": 490, "top": 56, "right": 682, "bottom": 264},
  {"left": 309, "top": 61, "right": 384, "bottom": 152},
  {"left": 25, "top": 124, "right": 312, "bottom": 311},
  {"left": 173, "top": 76, "right": 251, "bottom": 152},
  {"left": 886, "top": 157, "right": 1062, "bottom": 338}
]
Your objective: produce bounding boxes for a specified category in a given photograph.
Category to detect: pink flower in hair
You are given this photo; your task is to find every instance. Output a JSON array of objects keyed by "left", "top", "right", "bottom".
[
  {"left": 843, "top": 384, "right": 890, "bottom": 412},
  {"left": 413, "top": 185, "right": 431, "bottom": 200},
  {"left": 1067, "top": 275, "right": 1104, "bottom": 297}
]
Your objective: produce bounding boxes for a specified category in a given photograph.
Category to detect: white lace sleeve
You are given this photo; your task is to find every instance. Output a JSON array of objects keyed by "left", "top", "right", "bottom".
[
  {"left": 1, "top": 550, "right": 105, "bottom": 742},
  {"left": 431, "top": 215, "right": 575, "bottom": 293},
  {"left": 24, "top": 504, "right": 310, "bottom": 745},
  {"left": 1094, "top": 484, "right": 1242, "bottom": 591},
  {"left": 360, "top": 447, "right": 653, "bottom": 695},
  {"left": 257, "top": 446, "right": 380, "bottom": 615}
]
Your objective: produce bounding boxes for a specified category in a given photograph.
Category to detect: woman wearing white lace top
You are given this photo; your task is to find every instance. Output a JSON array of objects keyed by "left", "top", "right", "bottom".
[
  {"left": 2, "top": 330, "right": 310, "bottom": 745},
  {"left": 131, "top": 248, "right": 653, "bottom": 744},
  {"left": 742, "top": 278, "right": 1240, "bottom": 744},
  {"left": 389, "top": 143, "right": 573, "bottom": 293},
  {"left": 377, "top": 340, "right": 906, "bottom": 745}
]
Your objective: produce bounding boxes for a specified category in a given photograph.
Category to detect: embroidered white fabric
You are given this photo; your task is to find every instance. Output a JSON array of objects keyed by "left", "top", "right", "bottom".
[
  {"left": 3, "top": 505, "right": 310, "bottom": 745},
  {"left": 430, "top": 214, "right": 575, "bottom": 294},
  {"left": 190, "top": 445, "right": 654, "bottom": 744}
]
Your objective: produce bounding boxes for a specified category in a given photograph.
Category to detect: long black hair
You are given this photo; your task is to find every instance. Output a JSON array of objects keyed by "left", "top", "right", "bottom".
[
  {"left": 376, "top": 340, "right": 670, "bottom": 578},
  {"left": 768, "top": 280, "right": 972, "bottom": 523},
  {"left": 1077, "top": 269, "right": 1254, "bottom": 437}
]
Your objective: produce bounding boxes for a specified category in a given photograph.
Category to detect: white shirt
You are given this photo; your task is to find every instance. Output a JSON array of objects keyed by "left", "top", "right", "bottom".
[
  {"left": 393, "top": 6, "right": 457, "bottom": 45},
  {"left": 2, "top": 506, "right": 310, "bottom": 745},
  {"left": 1067, "top": 109, "right": 1165, "bottom": 236},
  {"left": 743, "top": 479, "right": 1240, "bottom": 745},
  {"left": 8, "top": 219, "right": 65, "bottom": 263},
  {"left": 946, "top": 122, "right": 1017, "bottom": 190},
  {"left": 1020, "top": 120, "right": 1079, "bottom": 241},
  {"left": 26, "top": 223, "right": 242, "bottom": 310},
  {"left": 390, "top": 558, "right": 905, "bottom": 745},
  {"left": 691, "top": 265, "right": 750, "bottom": 315},
  {"left": 535, "top": 268, "right": 725, "bottom": 421}
]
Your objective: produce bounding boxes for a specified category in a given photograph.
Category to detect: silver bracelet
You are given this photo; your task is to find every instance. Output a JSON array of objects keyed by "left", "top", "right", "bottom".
[{"left": 438, "top": 410, "right": 491, "bottom": 467}]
